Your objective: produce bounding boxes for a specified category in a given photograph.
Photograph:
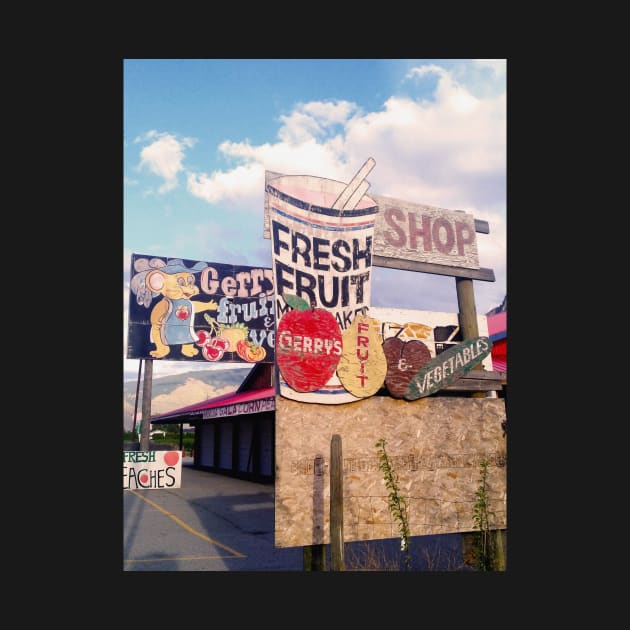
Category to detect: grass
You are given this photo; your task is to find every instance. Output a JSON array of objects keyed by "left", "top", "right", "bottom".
[{"left": 343, "top": 536, "right": 470, "bottom": 572}]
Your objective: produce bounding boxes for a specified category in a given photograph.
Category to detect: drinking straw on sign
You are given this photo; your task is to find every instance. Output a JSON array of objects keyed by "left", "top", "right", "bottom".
[
  {"left": 332, "top": 157, "right": 376, "bottom": 210},
  {"left": 446, "top": 326, "right": 460, "bottom": 342}
]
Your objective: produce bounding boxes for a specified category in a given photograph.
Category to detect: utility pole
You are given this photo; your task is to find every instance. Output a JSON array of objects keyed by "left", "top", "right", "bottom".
[
  {"left": 131, "top": 360, "right": 142, "bottom": 440},
  {"left": 140, "top": 359, "right": 153, "bottom": 451}
]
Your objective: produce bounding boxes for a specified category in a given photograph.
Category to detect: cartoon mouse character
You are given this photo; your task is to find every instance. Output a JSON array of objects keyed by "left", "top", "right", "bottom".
[{"left": 131, "top": 257, "right": 218, "bottom": 358}]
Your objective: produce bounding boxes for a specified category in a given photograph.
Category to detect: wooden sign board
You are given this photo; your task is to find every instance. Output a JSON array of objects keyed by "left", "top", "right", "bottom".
[
  {"left": 274, "top": 396, "right": 506, "bottom": 547},
  {"left": 372, "top": 192, "right": 478, "bottom": 269},
  {"left": 404, "top": 336, "right": 492, "bottom": 400},
  {"left": 382, "top": 337, "right": 432, "bottom": 398},
  {"left": 275, "top": 306, "right": 492, "bottom": 405}
]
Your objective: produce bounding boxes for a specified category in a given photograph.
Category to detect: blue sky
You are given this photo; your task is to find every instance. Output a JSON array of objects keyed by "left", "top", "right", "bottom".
[{"left": 124, "top": 58, "right": 506, "bottom": 380}]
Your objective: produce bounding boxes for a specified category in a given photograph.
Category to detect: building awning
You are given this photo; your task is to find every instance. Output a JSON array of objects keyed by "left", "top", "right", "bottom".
[
  {"left": 151, "top": 387, "right": 276, "bottom": 425},
  {"left": 486, "top": 311, "right": 507, "bottom": 373},
  {"left": 487, "top": 311, "right": 506, "bottom": 342}
]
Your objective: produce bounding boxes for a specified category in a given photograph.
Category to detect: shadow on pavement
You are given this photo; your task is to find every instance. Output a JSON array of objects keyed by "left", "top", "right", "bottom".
[{"left": 124, "top": 460, "right": 472, "bottom": 572}]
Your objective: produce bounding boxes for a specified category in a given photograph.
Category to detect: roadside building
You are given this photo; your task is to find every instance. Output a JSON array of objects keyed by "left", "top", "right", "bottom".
[{"left": 151, "top": 363, "right": 276, "bottom": 482}]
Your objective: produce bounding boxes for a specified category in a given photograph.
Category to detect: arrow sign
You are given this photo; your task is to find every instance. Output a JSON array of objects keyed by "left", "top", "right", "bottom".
[{"left": 404, "top": 336, "right": 493, "bottom": 401}]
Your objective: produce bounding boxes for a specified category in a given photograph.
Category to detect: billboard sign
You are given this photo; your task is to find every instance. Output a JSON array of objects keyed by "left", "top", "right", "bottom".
[
  {"left": 372, "top": 194, "right": 478, "bottom": 269},
  {"left": 267, "top": 168, "right": 380, "bottom": 404},
  {"left": 127, "top": 253, "right": 275, "bottom": 364}
]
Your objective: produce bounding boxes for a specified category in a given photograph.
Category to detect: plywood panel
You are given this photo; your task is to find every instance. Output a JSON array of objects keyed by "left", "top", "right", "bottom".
[{"left": 274, "top": 396, "right": 506, "bottom": 548}]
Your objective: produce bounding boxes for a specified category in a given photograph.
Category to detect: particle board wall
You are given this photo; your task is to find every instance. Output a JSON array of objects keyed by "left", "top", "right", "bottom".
[{"left": 274, "top": 395, "right": 506, "bottom": 548}]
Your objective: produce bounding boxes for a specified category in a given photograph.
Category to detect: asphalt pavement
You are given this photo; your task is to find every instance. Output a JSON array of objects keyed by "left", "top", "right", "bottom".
[
  {"left": 123, "top": 457, "right": 470, "bottom": 572},
  {"left": 123, "top": 458, "right": 304, "bottom": 571}
]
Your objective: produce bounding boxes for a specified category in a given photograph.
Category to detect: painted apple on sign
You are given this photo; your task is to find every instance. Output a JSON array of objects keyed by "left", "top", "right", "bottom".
[{"left": 276, "top": 294, "right": 343, "bottom": 393}]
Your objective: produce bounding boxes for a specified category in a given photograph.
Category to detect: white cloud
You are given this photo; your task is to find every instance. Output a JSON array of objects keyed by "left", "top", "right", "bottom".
[
  {"left": 404, "top": 63, "right": 449, "bottom": 86},
  {"left": 473, "top": 59, "right": 506, "bottom": 78},
  {"left": 206, "top": 68, "right": 504, "bottom": 211},
  {"left": 138, "top": 132, "right": 197, "bottom": 193},
  {"left": 172, "top": 66, "right": 505, "bottom": 224},
  {"left": 277, "top": 100, "right": 359, "bottom": 143},
  {"left": 187, "top": 162, "right": 265, "bottom": 204}
]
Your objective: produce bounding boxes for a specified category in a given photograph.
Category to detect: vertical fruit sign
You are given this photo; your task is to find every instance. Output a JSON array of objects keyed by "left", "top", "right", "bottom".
[{"left": 267, "top": 161, "right": 379, "bottom": 404}]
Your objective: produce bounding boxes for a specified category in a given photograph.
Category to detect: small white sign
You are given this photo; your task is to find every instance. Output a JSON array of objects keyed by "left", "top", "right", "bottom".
[{"left": 123, "top": 450, "right": 182, "bottom": 490}]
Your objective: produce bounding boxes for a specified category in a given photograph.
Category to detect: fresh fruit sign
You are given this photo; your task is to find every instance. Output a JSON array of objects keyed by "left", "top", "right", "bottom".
[
  {"left": 267, "top": 163, "right": 495, "bottom": 405},
  {"left": 127, "top": 254, "right": 275, "bottom": 364},
  {"left": 267, "top": 167, "right": 380, "bottom": 404}
]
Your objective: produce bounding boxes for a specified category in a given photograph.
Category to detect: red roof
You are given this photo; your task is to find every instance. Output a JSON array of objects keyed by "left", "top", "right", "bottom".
[
  {"left": 490, "top": 338, "right": 507, "bottom": 372},
  {"left": 486, "top": 312, "right": 507, "bottom": 374},
  {"left": 151, "top": 387, "right": 276, "bottom": 424},
  {"left": 487, "top": 311, "right": 506, "bottom": 339}
]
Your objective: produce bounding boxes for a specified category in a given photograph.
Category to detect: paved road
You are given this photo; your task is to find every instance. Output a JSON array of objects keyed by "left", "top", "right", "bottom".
[
  {"left": 124, "top": 458, "right": 304, "bottom": 571},
  {"left": 123, "top": 458, "right": 469, "bottom": 572}
]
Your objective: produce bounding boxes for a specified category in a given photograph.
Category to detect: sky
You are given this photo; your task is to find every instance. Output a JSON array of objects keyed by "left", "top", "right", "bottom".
[{"left": 123, "top": 58, "right": 506, "bottom": 382}]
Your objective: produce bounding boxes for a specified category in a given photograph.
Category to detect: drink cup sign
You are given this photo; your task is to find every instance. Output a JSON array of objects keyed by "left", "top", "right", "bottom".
[{"left": 267, "top": 159, "right": 379, "bottom": 404}]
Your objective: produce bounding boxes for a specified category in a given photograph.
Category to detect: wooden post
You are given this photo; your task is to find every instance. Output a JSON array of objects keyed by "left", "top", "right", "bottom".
[
  {"left": 493, "top": 529, "right": 506, "bottom": 570},
  {"left": 140, "top": 359, "right": 153, "bottom": 451},
  {"left": 457, "top": 279, "right": 507, "bottom": 571},
  {"left": 455, "top": 277, "right": 480, "bottom": 340},
  {"left": 303, "top": 544, "right": 326, "bottom": 571},
  {"left": 304, "top": 453, "right": 327, "bottom": 571},
  {"left": 131, "top": 360, "right": 142, "bottom": 439},
  {"left": 330, "top": 434, "right": 345, "bottom": 571},
  {"left": 456, "top": 278, "right": 489, "bottom": 566},
  {"left": 455, "top": 277, "right": 485, "bottom": 390}
]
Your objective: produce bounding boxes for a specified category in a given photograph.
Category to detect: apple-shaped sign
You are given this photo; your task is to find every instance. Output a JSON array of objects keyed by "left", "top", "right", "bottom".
[
  {"left": 276, "top": 294, "right": 343, "bottom": 393},
  {"left": 381, "top": 337, "right": 432, "bottom": 398}
]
